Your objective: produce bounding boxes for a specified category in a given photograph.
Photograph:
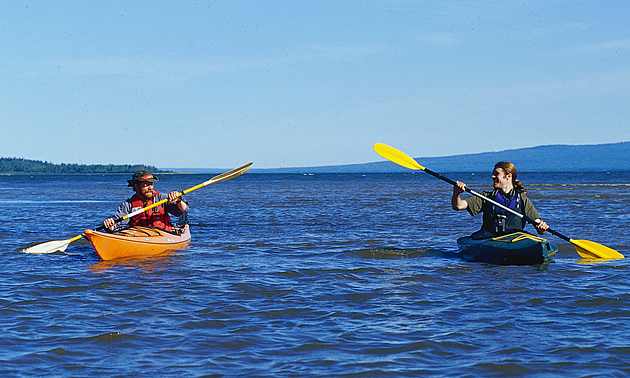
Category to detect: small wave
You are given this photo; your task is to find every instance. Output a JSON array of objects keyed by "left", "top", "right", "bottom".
[
  {"left": 353, "top": 248, "right": 428, "bottom": 259},
  {"left": 82, "top": 331, "right": 138, "bottom": 343}
]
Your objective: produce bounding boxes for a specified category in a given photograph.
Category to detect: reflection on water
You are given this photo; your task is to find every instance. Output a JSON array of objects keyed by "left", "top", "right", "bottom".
[{"left": 89, "top": 251, "right": 184, "bottom": 274}]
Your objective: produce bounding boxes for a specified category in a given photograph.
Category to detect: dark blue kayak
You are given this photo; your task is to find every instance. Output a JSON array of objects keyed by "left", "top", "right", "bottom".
[{"left": 457, "top": 232, "right": 558, "bottom": 265}]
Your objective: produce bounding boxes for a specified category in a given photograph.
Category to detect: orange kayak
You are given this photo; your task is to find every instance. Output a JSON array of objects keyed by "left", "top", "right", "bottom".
[{"left": 84, "top": 225, "right": 191, "bottom": 260}]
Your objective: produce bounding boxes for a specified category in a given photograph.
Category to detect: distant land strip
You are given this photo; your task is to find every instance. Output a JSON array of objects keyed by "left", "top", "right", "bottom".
[
  {"left": 4, "top": 142, "right": 630, "bottom": 174},
  {"left": 0, "top": 157, "right": 165, "bottom": 174}
]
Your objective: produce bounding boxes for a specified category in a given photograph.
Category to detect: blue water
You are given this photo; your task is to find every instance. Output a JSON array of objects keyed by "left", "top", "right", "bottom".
[{"left": 1, "top": 171, "right": 630, "bottom": 376}]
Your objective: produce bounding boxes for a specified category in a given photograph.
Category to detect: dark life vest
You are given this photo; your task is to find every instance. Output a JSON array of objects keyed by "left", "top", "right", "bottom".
[
  {"left": 481, "top": 189, "right": 525, "bottom": 235},
  {"left": 128, "top": 192, "right": 172, "bottom": 232}
]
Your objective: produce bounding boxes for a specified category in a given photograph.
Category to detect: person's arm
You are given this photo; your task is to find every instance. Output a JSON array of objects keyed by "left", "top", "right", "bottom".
[
  {"left": 521, "top": 194, "right": 548, "bottom": 234},
  {"left": 452, "top": 181, "right": 468, "bottom": 210}
]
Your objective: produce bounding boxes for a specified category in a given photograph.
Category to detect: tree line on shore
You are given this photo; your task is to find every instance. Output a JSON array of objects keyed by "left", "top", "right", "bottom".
[{"left": 0, "top": 157, "right": 163, "bottom": 174}]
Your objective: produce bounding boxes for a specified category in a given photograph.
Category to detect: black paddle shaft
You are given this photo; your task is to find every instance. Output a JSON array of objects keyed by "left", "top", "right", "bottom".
[{"left": 423, "top": 167, "right": 572, "bottom": 243}]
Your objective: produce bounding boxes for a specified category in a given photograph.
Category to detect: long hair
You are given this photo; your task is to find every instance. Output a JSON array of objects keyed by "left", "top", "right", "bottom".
[{"left": 494, "top": 161, "right": 526, "bottom": 195}]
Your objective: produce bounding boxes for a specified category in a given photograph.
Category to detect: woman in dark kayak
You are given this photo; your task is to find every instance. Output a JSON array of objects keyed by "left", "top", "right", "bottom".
[{"left": 451, "top": 161, "right": 549, "bottom": 239}]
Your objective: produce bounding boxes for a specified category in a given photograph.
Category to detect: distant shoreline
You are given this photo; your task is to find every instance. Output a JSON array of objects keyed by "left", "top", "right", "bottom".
[
  {"left": 3, "top": 142, "right": 629, "bottom": 174},
  {"left": 0, "top": 157, "right": 167, "bottom": 175},
  {"left": 0, "top": 172, "right": 181, "bottom": 176}
]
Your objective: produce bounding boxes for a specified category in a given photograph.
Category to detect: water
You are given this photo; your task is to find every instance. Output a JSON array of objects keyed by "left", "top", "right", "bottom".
[{"left": 1, "top": 171, "right": 629, "bottom": 377}]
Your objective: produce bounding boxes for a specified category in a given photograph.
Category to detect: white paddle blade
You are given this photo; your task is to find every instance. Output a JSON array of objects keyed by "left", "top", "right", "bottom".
[
  {"left": 22, "top": 239, "right": 72, "bottom": 254},
  {"left": 207, "top": 162, "right": 253, "bottom": 185}
]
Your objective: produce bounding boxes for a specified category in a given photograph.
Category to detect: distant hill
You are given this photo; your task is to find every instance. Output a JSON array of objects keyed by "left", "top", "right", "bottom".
[
  {"left": 0, "top": 157, "right": 164, "bottom": 174},
  {"left": 251, "top": 142, "right": 630, "bottom": 173}
]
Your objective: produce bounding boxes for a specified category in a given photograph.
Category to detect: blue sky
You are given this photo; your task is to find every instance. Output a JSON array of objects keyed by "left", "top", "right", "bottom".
[{"left": 1, "top": 1, "right": 628, "bottom": 169}]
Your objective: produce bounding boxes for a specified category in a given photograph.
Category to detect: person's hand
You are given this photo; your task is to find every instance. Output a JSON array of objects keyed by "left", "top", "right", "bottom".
[
  {"left": 451, "top": 181, "right": 468, "bottom": 210},
  {"left": 453, "top": 181, "right": 467, "bottom": 195},
  {"left": 535, "top": 219, "right": 549, "bottom": 235},
  {"left": 168, "top": 191, "right": 187, "bottom": 211},
  {"left": 103, "top": 218, "right": 116, "bottom": 232},
  {"left": 168, "top": 191, "right": 181, "bottom": 203}
]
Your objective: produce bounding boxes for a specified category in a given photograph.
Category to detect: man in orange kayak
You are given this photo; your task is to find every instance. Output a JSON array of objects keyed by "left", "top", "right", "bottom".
[{"left": 103, "top": 170, "right": 188, "bottom": 233}]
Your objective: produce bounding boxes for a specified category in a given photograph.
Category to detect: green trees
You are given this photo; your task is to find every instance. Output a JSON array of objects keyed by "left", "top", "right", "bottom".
[{"left": 0, "top": 157, "right": 163, "bottom": 174}]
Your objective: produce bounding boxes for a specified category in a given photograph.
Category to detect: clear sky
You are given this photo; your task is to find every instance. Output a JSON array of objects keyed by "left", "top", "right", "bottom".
[{"left": 1, "top": 1, "right": 628, "bottom": 169}]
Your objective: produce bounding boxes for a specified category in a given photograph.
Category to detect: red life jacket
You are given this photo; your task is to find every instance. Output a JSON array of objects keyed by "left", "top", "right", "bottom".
[{"left": 128, "top": 192, "right": 172, "bottom": 232}]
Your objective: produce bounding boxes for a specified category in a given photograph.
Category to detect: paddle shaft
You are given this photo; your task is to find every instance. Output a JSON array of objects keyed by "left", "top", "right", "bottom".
[{"left": 421, "top": 166, "right": 572, "bottom": 243}]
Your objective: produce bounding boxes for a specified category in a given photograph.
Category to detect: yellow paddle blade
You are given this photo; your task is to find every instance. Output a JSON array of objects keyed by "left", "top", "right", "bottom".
[
  {"left": 571, "top": 239, "right": 625, "bottom": 259},
  {"left": 373, "top": 143, "right": 425, "bottom": 171}
]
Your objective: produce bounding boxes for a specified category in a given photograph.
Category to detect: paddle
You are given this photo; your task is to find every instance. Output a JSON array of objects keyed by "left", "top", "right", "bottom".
[
  {"left": 373, "top": 143, "right": 624, "bottom": 259},
  {"left": 22, "top": 162, "right": 253, "bottom": 254}
]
